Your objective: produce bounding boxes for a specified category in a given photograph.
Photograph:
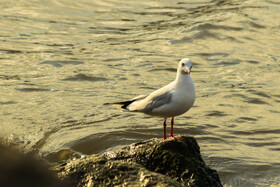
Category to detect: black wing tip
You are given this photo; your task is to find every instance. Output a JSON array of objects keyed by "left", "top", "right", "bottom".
[
  {"left": 104, "top": 100, "right": 136, "bottom": 110},
  {"left": 119, "top": 100, "right": 135, "bottom": 109}
]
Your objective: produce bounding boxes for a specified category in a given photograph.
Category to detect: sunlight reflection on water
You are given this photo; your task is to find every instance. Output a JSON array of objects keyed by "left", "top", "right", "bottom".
[{"left": 0, "top": 0, "right": 280, "bottom": 186}]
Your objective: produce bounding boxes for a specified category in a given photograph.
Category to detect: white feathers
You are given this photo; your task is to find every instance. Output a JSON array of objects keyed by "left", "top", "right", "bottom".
[{"left": 113, "top": 58, "right": 196, "bottom": 118}]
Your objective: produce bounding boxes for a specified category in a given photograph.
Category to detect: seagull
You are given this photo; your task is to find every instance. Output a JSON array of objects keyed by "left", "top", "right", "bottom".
[{"left": 109, "top": 58, "right": 195, "bottom": 140}]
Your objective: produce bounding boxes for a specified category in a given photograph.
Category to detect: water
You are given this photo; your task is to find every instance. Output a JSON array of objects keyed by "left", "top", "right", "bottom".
[{"left": 1, "top": 0, "right": 280, "bottom": 186}]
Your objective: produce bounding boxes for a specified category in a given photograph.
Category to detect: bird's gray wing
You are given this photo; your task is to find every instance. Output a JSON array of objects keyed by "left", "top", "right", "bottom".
[{"left": 140, "top": 91, "right": 173, "bottom": 113}]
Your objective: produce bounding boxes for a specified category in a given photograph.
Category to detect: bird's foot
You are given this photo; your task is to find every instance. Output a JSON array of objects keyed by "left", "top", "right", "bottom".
[{"left": 165, "top": 136, "right": 183, "bottom": 141}]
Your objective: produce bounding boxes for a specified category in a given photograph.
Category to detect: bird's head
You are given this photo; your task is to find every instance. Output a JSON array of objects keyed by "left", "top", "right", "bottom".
[{"left": 178, "top": 58, "right": 192, "bottom": 74}]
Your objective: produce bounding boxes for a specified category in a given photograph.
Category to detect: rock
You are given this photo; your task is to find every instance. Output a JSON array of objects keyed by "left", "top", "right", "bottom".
[
  {"left": 0, "top": 144, "right": 65, "bottom": 187},
  {"left": 53, "top": 136, "right": 222, "bottom": 187}
]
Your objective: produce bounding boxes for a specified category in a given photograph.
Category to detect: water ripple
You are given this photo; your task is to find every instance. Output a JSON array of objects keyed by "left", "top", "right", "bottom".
[
  {"left": 62, "top": 74, "right": 108, "bottom": 82},
  {"left": 14, "top": 87, "right": 52, "bottom": 92},
  {"left": 38, "top": 60, "right": 84, "bottom": 68}
]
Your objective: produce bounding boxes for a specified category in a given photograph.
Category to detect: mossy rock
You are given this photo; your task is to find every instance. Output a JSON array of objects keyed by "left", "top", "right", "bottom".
[{"left": 54, "top": 136, "right": 222, "bottom": 187}]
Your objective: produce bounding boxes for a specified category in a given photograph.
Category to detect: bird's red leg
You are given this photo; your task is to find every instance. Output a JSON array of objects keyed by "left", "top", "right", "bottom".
[
  {"left": 166, "top": 117, "right": 183, "bottom": 141},
  {"left": 163, "top": 119, "right": 167, "bottom": 140},
  {"left": 170, "top": 117, "right": 174, "bottom": 137}
]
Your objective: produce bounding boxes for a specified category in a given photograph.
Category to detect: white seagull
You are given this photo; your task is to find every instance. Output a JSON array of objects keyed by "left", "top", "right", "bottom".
[{"left": 110, "top": 58, "right": 195, "bottom": 140}]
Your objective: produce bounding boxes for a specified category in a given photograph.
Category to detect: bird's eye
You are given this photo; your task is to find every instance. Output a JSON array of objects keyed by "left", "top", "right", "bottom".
[{"left": 182, "top": 63, "right": 185, "bottom": 66}]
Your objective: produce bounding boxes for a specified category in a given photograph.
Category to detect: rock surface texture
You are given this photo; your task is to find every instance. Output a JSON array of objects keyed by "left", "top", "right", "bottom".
[{"left": 54, "top": 136, "right": 222, "bottom": 187}]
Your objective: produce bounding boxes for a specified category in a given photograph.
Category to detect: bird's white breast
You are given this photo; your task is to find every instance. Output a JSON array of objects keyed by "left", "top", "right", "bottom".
[
  {"left": 172, "top": 76, "right": 195, "bottom": 114},
  {"left": 151, "top": 74, "right": 195, "bottom": 117}
]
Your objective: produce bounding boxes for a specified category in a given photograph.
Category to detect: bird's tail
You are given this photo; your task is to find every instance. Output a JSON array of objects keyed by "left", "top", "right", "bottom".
[
  {"left": 104, "top": 94, "right": 147, "bottom": 110},
  {"left": 104, "top": 100, "right": 136, "bottom": 110}
]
